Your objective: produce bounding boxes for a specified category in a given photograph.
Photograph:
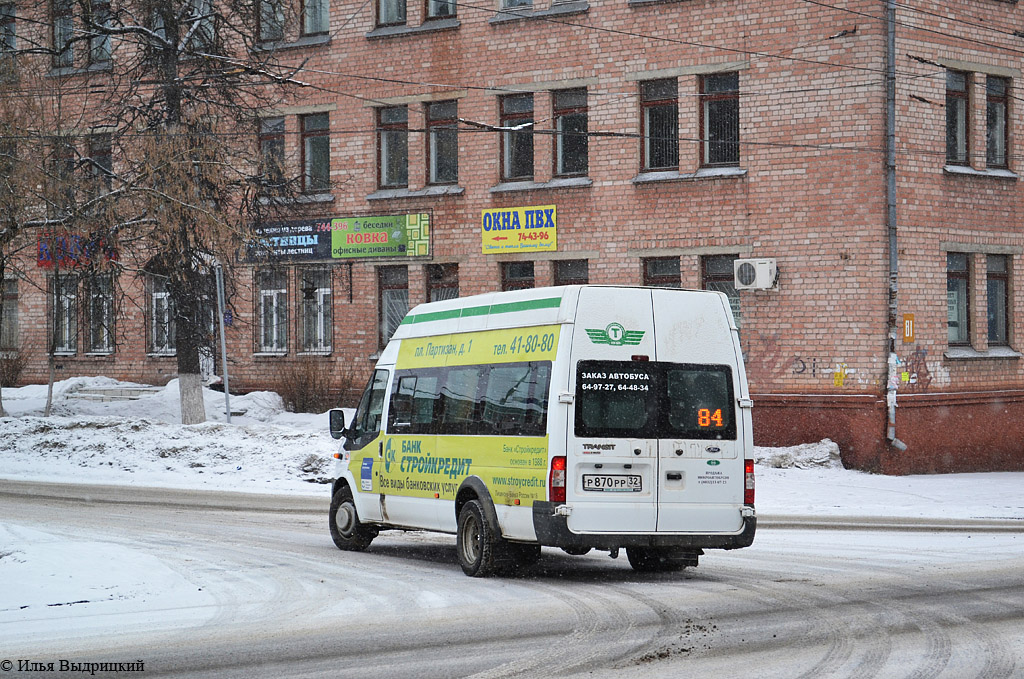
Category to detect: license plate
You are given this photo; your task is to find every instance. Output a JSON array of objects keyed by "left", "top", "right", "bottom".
[{"left": 582, "top": 474, "right": 642, "bottom": 492}]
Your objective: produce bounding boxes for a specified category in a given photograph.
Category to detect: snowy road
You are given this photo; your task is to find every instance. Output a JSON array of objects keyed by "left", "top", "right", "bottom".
[{"left": 2, "top": 482, "right": 1023, "bottom": 678}]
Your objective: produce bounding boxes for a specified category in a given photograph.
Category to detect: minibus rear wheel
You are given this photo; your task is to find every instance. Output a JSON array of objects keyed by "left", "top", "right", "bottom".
[{"left": 330, "top": 485, "right": 376, "bottom": 551}]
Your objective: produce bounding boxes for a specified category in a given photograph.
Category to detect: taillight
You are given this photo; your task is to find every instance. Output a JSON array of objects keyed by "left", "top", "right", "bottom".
[
  {"left": 744, "top": 459, "right": 755, "bottom": 505},
  {"left": 549, "top": 456, "right": 567, "bottom": 503}
]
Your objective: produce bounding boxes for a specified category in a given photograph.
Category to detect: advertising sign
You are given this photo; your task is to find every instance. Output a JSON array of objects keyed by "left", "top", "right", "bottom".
[
  {"left": 481, "top": 205, "right": 557, "bottom": 254},
  {"left": 246, "top": 213, "right": 430, "bottom": 262},
  {"left": 37, "top": 232, "right": 118, "bottom": 269}
]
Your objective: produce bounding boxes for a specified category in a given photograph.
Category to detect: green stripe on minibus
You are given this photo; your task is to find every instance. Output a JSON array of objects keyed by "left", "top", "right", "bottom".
[{"left": 401, "top": 297, "right": 562, "bottom": 325}]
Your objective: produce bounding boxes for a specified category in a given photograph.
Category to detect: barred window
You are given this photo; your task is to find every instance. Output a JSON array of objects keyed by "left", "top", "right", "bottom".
[
  {"left": 86, "top": 274, "right": 114, "bottom": 353},
  {"left": 701, "top": 73, "right": 739, "bottom": 167},
  {"left": 258, "top": 269, "right": 288, "bottom": 353},
  {"left": 52, "top": 274, "right": 78, "bottom": 354},
  {"left": 554, "top": 89, "right": 588, "bottom": 177},
  {"left": 641, "top": 79, "right": 678, "bottom": 171},
  {"left": 1, "top": 278, "right": 17, "bottom": 350},
  {"left": 427, "top": 263, "right": 459, "bottom": 302},
  {"left": 946, "top": 71, "right": 969, "bottom": 166},
  {"left": 986, "top": 77, "right": 1009, "bottom": 169},
  {"left": 379, "top": 265, "right": 408, "bottom": 348},
  {"left": 299, "top": 268, "right": 332, "bottom": 353},
  {"left": 149, "top": 275, "right": 175, "bottom": 355},
  {"left": 378, "top": 106, "right": 408, "bottom": 189}
]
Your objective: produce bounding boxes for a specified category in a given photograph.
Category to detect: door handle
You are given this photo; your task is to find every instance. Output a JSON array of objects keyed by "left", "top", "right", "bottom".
[
  {"left": 666, "top": 472, "right": 682, "bottom": 481},
  {"left": 378, "top": 441, "right": 383, "bottom": 458}
]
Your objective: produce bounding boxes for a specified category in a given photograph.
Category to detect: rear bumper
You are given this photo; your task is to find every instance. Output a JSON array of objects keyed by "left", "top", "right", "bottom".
[{"left": 532, "top": 501, "right": 756, "bottom": 551}]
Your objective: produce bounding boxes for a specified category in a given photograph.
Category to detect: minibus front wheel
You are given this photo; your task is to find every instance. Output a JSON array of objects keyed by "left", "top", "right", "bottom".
[
  {"left": 457, "top": 500, "right": 500, "bottom": 577},
  {"left": 329, "top": 485, "right": 377, "bottom": 551}
]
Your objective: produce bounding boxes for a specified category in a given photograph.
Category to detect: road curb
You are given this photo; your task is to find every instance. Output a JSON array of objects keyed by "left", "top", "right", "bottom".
[
  {"left": 3, "top": 480, "right": 1023, "bottom": 532},
  {"left": 760, "top": 514, "right": 1024, "bottom": 533}
]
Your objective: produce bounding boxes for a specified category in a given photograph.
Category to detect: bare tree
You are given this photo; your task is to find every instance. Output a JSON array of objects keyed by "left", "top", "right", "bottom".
[{"left": 9, "top": 0, "right": 314, "bottom": 422}]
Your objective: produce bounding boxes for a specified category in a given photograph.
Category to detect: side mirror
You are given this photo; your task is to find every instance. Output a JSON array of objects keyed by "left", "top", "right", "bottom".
[{"left": 329, "top": 408, "right": 348, "bottom": 440}]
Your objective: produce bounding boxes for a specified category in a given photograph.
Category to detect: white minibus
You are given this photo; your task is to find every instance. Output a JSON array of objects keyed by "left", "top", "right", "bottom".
[{"left": 328, "top": 285, "right": 756, "bottom": 576}]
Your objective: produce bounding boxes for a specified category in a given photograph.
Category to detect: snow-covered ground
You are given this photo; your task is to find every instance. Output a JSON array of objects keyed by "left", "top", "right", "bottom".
[{"left": 2, "top": 377, "right": 1023, "bottom": 642}]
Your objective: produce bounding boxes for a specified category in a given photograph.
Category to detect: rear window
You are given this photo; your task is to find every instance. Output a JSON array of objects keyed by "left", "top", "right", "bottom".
[{"left": 575, "top": 360, "right": 735, "bottom": 440}]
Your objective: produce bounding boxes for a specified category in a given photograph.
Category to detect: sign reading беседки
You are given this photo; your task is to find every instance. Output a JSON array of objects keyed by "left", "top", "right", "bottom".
[{"left": 244, "top": 214, "right": 430, "bottom": 262}]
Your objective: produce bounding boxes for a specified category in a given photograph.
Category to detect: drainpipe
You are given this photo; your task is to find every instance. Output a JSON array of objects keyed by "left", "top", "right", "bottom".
[{"left": 885, "top": 0, "right": 908, "bottom": 452}]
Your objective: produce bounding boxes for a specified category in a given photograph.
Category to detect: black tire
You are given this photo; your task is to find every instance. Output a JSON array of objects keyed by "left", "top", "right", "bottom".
[
  {"left": 329, "top": 485, "right": 376, "bottom": 551},
  {"left": 626, "top": 546, "right": 697, "bottom": 573},
  {"left": 457, "top": 500, "right": 500, "bottom": 577}
]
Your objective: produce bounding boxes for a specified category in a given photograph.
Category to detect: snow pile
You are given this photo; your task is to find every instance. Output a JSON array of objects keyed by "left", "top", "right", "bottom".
[
  {"left": 1, "top": 377, "right": 340, "bottom": 493},
  {"left": 753, "top": 438, "right": 842, "bottom": 469}
]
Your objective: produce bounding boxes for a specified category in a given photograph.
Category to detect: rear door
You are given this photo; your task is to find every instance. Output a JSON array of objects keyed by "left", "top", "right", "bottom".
[
  {"left": 651, "top": 289, "right": 746, "bottom": 533},
  {"left": 566, "top": 287, "right": 658, "bottom": 533}
]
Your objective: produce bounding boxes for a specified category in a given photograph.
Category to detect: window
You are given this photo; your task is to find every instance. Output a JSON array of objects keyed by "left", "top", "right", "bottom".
[
  {"left": 184, "top": 0, "right": 215, "bottom": 51},
  {"left": 501, "top": 261, "right": 534, "bottom": 291},
  {"left": 258, "top": 117, "right": 286, "bottom": 193},
  {"left": 427, "top": 263, "right": 459, "bottom": 302},
  {"left": 946, "top": 71, "right": 969, "bottom": 166},
  {"left": 641, "top": 79, "right": 678, "bottom": 171},
  {"left": 576, "top": 361, "right": 736, "bottom": 441},
  {"left": 52, "top": 0, "right": 73, "bottom": 68},
  {"left": 301, "top": 112, "right": 330, "bottom": 193},
  {"left": 701, "top": 72, "right": 739, "bottom": 167},
  {"left": 702, "top": 255, "right": 740, "bottom": 325},
  {"left": 426, "top": 0, "right": 455, "bottom": 19},
  {"left": 258, "top": 0, "right": 285, "bottom": 41},
  {"left": 554, "top": 259, "right": 588, "bottom": 286},
  {"left": 501, "top": 94, "right": 534, "bottom": 181},
  {"left": 378, "top": 106, "right": 408, "bottom": 189},
  {"left": 427, "top": 101, "right": 458, "bottom": 185},
  {"left": 987, "top": 255, "right": 1009, "bottom": 346},
  {"left": 502, "top": 0, "right": 531, "bottom": 9},
  {"left": 986, "top": 76, "right": 1009, "bottom": 169},
  {"left": 349, "top": 369, "right": 389, "bottom": 447},
  {"left": 85, "top": 274, "right": 114, "bottom": 353},
  {"left": 947, "top": 253, "right": 969, "bottom": 346},
  {"left": 379, "top": 265, "right": 408, "bottom": 348},
  {"left": 1, "top": 278, "right": 17, "bottom": 350},
  {"left": 378, "top": 0, "right": 405, "bottom": 26},
  {"left": 299, "top": 268, "right": 331, "bottom": 353},
  {"left": 87, "top": 0, "right": 111, "bottom": 66},
  {"left": 88, "top": 134, "right": 112, "bottom": 193},
  {"left": 643, "top": 257, "right": 680, "bottom": 288},
  {"left": 258, "top": 269, "right": 288, "bottom": 353},
  {"left": 52, "top": 274, "right": 78, "bottom": 354},
  {"left": 302, "top": 0, "right": 329, "bottom": 35},
  {"left": 150, "top": 275, "right": 175, "bottom": 355},
  {"left": 1, "top": 4, "right": 15, "bottom": 53},
  {"left": 554, "top": 89, "right": 588, "bottom": 177},
  {"left": 388, "top": 361, "right": 551, "bottom": 437}
]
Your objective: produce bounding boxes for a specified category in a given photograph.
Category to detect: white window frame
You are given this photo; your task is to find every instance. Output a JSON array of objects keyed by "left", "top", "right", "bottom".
[
  {"left": 86, "top": 274, "right": 114, "bottom": 354},
  {"left": 52, "top": 274, "right": 78, "bottom": 355},
  {"left": 259, "top": 270, "right": 288, "bottom": 353},
  {"left": 150, "top": 277, "right": 176, "bottom": 355},
  {"left": 299, "top": 269, "right": 332, "bottom": 353}
]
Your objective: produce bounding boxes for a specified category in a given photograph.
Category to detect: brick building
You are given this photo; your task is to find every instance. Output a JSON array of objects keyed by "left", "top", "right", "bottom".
[{"left": 1, "top": 0, "right": 1022, "bottom": 473}]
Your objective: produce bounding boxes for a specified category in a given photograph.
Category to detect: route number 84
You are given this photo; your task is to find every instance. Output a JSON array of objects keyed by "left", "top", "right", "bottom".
[{"left": 698, "top": 408, "right": 725, "bottom": 428}]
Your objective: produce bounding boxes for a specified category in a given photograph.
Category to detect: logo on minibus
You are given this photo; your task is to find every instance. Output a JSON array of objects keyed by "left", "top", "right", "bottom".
[
  {"left": 707, "top": 460, "right": 722, "bottom": 466},
  {"left": 585, "top": 323, "right": 645, "bottom": 347}
]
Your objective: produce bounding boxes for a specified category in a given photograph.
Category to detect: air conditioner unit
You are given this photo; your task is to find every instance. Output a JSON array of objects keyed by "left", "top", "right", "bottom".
[{"left": 734, "top": 258, "right": 778, "bottom": 290}]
